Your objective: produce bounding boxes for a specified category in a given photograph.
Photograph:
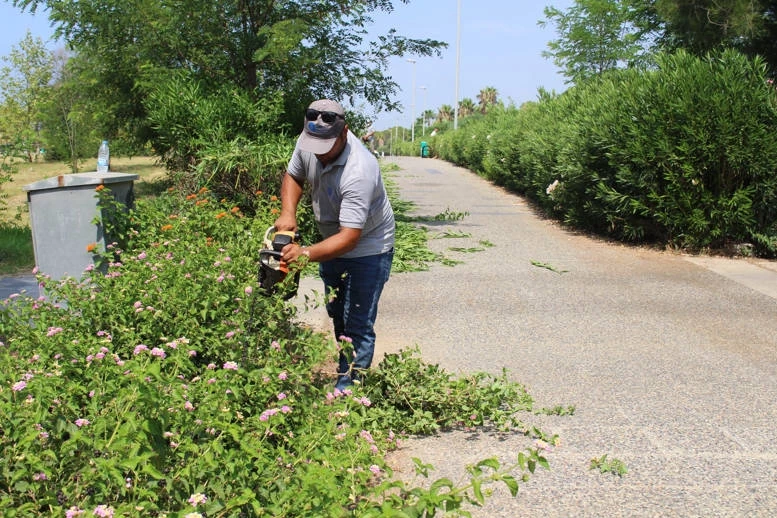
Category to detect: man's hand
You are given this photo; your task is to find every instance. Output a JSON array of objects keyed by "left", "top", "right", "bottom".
[
  {"left": 281, "top": 243, "right": 308, "bottom": 264},
  {"left": 273, "top": 214, "right": 297, "bottom": 232}
]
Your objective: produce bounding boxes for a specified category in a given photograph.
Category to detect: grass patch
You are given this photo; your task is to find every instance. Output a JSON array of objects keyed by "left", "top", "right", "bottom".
[
  {"left": 0, "top": 222, "right": 33, "bottom": 275},
  {"left": 1, "top": 156, "right": 166, "bottom": 225},
  {"left": 0, "top": 156, "right": 167, "bottom": 274}
]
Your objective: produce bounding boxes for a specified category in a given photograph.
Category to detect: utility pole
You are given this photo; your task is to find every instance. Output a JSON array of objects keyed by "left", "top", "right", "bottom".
[{"left": 407, "top": 58, "right": 417, "bottom": 142}]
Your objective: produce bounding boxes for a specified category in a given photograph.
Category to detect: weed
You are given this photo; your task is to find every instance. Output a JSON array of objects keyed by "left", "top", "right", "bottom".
[{"left": 590, "top": 454, "right": 628, "bottom": 477}]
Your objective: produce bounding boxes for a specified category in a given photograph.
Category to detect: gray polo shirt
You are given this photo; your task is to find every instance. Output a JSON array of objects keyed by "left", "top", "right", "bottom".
[{"left": 287, "top": 130, "right": 395, "bottom": 258}]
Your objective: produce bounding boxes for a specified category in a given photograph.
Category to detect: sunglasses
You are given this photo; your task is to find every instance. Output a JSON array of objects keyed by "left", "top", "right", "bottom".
[{"left": 305, "top": 108, "right": 343, "bottom": 124}]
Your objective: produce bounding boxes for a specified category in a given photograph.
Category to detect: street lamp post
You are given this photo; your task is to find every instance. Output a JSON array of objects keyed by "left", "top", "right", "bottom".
[
  {"left": 407, "top": 58, "right": 417, "bottom": 142},
  {"left": 454, "top": 0, "right": 461, "bottom": 130},
  {"left": 420, "top": 86, "right": 427, "bottom": 136}
]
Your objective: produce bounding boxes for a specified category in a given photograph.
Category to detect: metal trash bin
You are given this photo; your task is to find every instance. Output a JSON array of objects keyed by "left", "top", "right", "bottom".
[{"left": 23, "top": 172, "right": 138, "bottom": 281}]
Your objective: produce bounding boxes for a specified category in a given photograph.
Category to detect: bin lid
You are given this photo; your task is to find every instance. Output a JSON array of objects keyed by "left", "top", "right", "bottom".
[{"left": 23, "top": 172, "right": 140, "bottom": 192}]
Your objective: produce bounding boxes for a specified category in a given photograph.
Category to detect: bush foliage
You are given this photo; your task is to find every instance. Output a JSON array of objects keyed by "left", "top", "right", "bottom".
[
  {"left": 434, "top": 50, "right": 777, "bottom": 256},
  {"left": 0, "top": 181, "right": 550, "bottom": 516}
]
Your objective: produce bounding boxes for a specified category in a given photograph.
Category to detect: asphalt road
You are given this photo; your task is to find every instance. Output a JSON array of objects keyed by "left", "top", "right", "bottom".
[{"left": 299, "top": 156, "right": 777, "bottom": 517}]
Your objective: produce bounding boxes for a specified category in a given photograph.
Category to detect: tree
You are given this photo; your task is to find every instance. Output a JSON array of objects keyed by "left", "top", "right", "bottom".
[
  {"left": 12, "top": 0, "right": 447, "bottom": 154},
  {"left": 656, "top": 0, "right": 762, "bottom": 54},
  {"left": 40, "top": 48, "right": 100, "bottom": 171},
  {"left": 745, "top": 0, "right": 777, "bottom": 76},
  {"left": 437, "top": 104, "right": 454, "bottom": 122},
  {"left": 539, "top": 0, "right": 658, "bottom": 84},
  {"left": 0, "top": 31, "right": 54, "bottom": 162},
  {"left": 458, "top": 97, "right": 476, "bottom": 117},
  {"left": 476, "top": 86, "right": 499, "bottom": 113},
  {"left": 655, "top": 0, "right": 777, "bottom": 75}
]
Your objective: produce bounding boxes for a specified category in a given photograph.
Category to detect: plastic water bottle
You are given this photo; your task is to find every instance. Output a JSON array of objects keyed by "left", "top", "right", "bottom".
[{"left": 97, "top": 140, "right": 110, "bottom": 173}]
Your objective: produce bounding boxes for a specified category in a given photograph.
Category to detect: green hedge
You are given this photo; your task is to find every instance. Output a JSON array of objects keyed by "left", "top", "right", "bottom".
[{"left": 436, "top": 50, "right": 777, "bottom": 257}]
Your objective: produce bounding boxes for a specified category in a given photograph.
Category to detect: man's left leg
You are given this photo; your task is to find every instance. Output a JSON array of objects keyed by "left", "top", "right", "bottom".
[{"left": 339, "top": 250, "right": 393, "bottom": 386}]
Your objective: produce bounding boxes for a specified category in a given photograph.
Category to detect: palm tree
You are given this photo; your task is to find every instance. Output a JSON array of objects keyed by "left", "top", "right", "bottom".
[
  {"left": 458, "top": 98, "right": 476, "bottom": 118},
  {"left": 437, "top": 104, "right": 453, "bottom": 122},
  {"left": 477, "top": 86, "right": 499, "bottom": 114}
]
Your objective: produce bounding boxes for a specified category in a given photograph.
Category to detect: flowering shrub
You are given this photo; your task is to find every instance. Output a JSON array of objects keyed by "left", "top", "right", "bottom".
[{"left": 0, "top": 186, "right": 551, "bottom": 516}]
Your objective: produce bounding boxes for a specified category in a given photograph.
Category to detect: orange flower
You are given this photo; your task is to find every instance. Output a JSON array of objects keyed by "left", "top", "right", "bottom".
[
  {"left": 186, "top": 194, "right": 197, "bottom": 200},
  {"left": 167, "top": 187, "right": 175, "bottom": 193},
  {"left": 168, "top": 214, "right": 178, "bottom": 220},
  {"left": 270, "top": 195, "right": 278, "bottom": 202},
  {"left": 255, "top": 190, "right": 263, "bottom": 196},
  {"left": 215, "top": 212, "right": 227, "bottom": 219},
  {"left": 230, "top": 206, "right": 240, "bottom": 214},
  {"left": 206, "top": 237, "right": 214, "bottom": 246},
  {"left": 270, "top": 208, "right": 280, "bottom": 215},
  {"left": 198, "top": 187, "right": 208, "bottom": 194},
  {"left": 86, "top": 243, "right": 97, "bottom": 252},
  {"left": 195, "top": 199, "right": 208, "bottom": 206},
  {"left": 160, "top": 224, "right": 174, "bottom": 231},
  {"left": 95, "top": 185, "right": 105, "bottom": 192}
]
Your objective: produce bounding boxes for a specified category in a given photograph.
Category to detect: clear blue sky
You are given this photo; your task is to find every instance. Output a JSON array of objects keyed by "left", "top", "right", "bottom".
[
  {"left": 0, "top": 0, "right": 575, "bottom": 130},
  {"left": 365, "top": 0, "right": 574, "bottom": 129}
]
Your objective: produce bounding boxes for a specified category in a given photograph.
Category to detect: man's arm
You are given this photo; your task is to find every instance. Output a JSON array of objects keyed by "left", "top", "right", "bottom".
[
  {"left": 282, "top": 227, "right": 361, "bottom": 264},
  {"left": 274, "top": 172, "right": 304, "bottom": 231}
]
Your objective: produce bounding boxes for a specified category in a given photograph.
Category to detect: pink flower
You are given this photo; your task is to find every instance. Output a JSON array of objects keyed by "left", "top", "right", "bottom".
[
  {"left": 150, "top": 347, "right": 166, "bottom": 359},
  {"left": 271, "top": 340, "right": 281, "bottom": 351},
  {"left": 277, "top": 393, "right": 287, "bottom": 400},
  {"left": 281, "top": 405, "right": 291, "bottom": 413},
  {"left": 370, "top": 464, "right": 381, "bottom": 475},
  {"left": 33, "top": 472, "right": 47, "bottom": 481},
  {"left": 133, "top": 344, "right": 149, "bottom": 355},
  {"left": 278, "top": 371, "right": 288, "bottom": 380},
  {"left": 137, "top": 252, "right": 147, "bottom": 260},
  {"left": 46, "top": 326, "right": 63, "bottom": 337},
  {"left": 225, "top": 331, "right": 235, "bottom": 339},
  {"left": 93, "top": 505, "right": 114, "bottom": 517},
  {"left": 188, "top": 493, "right": 208, "bottom": 507},
  {"left": 184, "top": 401, "right": 195, "bottom": 412},
  {"left": 223, "top": 361, "right": 238, "bottom": 371},
  {"left": 354, "top": 396, "right": 371, "bottom": 407},
  {"left": 244, "top": 286, "right": 253, "bottom": 295},
  {"left": 65, "top": 507, "right": 84, "bottom": 518},
  {"left": 12, "top": 381, "right": 26, "bottom": 392},
  {"left": 75, "top": 418, "right": 90, "bottom": 427},
  {"left": 260, "top": 408, "right": 279, "bottom": 421},
  {"left": 188, "top": 350, "right": 197, "bottom": 357},
  {"left": 133, "top": 301, "right": 142, "bottom": 309}
]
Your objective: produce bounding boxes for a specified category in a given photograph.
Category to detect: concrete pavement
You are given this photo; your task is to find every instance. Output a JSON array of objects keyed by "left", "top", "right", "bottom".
[{"left": 299, "top": 156, "right": 777, "bottom": 517}]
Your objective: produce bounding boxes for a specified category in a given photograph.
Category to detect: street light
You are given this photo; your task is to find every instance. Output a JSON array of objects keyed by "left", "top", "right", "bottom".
[
  {"left": 407, "top": 58, "right": 417, "bottom": 142},
  {"left": 420, "top": 86, "right": 427, "bottom": 136},
  {"left": 453, "top": 0, "right": 461, "bottom": 130}
]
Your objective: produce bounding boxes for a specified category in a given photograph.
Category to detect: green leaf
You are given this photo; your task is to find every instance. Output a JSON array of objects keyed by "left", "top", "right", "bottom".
[{"left": 502, "top": 474, "right": 519, "bottom": 497}]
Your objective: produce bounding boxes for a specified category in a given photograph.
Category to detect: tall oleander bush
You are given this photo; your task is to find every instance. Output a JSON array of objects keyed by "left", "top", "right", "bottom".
[{"left": 436, "top": 50, "right": 777, "bottom": 257}]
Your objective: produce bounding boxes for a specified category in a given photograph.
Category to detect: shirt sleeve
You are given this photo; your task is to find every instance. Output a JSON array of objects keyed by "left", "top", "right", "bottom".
[{"left": 287, "top": 148, "right": 306, "bottom": 182}]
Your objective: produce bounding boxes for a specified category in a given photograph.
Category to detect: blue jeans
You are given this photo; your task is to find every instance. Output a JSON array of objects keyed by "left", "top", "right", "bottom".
[{"left": 319, "top": 249, "right": 393, "bottom": 390}]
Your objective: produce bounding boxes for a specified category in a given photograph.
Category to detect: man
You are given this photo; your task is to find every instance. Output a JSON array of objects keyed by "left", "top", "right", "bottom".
[{"left": 274, "top": 99, "right": 395, "bottom": 390}]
